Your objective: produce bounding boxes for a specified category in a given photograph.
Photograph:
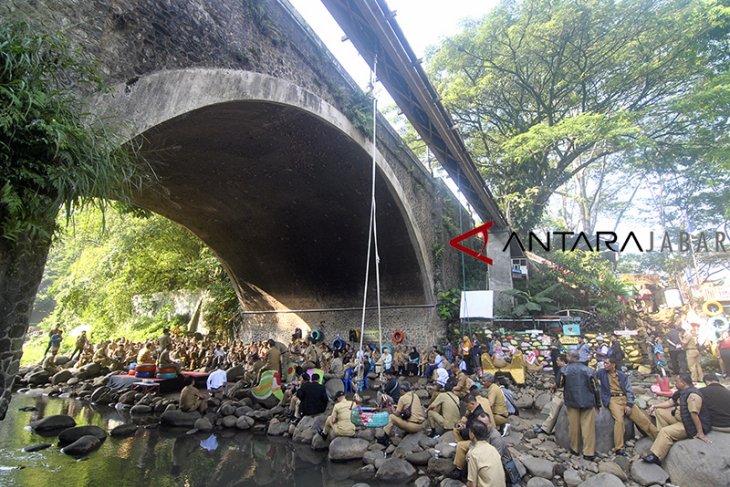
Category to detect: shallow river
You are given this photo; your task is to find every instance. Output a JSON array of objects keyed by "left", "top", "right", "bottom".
[{"left": 0, "top": 394, "right": 385, "bottom": 487}]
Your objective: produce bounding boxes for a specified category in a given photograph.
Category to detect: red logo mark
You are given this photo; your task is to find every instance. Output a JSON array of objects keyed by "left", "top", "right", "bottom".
[{"left": 449, "top": 221, "right": 494, "bottom": 266}]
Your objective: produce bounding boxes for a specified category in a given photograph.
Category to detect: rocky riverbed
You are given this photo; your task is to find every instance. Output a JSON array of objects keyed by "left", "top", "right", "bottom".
[{"left": 10, "top": 360, "right": 730, "bottom": 486}]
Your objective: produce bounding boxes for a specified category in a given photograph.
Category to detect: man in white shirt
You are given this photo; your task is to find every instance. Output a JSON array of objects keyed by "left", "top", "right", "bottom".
[{"left": 207, "top": 363, "right": 227, "bottom": 399}]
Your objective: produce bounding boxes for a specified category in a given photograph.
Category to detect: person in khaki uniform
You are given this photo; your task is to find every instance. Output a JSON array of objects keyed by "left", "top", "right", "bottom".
[
  {"left": 643, "top": 373, "right": 712, "bottom": 465},
  {"left": 179, "top": 376, "right": 207, "bottom": 413},
  {"left": 320, "top": 391, "right": 356, "bottom": 439},
  {"left": 449, "top": 394, "right": 496, "bottom": 476},
  {"left": 596, "top": 358, "right": 658, "bottom": 454},
  {"left": 682, "top": 325, "right": 704, "bottom": 383},
  {"left": 264, "top": 339, "right": 281, "bottom": 373},
  {"left": 427, "top": 384, "right": 461, "bottom": 434},
  {"left": 480, "top": 373, "right": 509, "bottom": 428},
  {"left": 379, "top": 383, "right": 425, "bottom": 444},
  {"left": 465, "top": 421, "right": 506, "bottom": 487},
  {"left": 559, "top": 351, "right": 600, "bottom": 460},
  {"left": 452, "top": 365, "right": 470, "bottom": 398}
]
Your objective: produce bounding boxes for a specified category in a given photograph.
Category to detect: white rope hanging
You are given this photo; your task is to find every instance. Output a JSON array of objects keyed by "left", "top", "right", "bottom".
[{"left": 358, "top": 53, "right": 383, "bottom": 356}]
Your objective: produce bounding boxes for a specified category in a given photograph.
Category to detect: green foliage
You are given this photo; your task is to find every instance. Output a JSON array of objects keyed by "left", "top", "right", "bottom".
[
  {"left": 39, "top": 206, "right": 238, "bottom": 340},
  {"left": 0, "top": 20, "right": 149, "bottom": 247},
  {"left": 428, "top": 0, "right": 730, "bottom": 232},
  {"left": 501, "top": 284, "right": 558, "bottom": 317},
  {"left": 437, "top": 288, "right": 461, "bottom": 322}
]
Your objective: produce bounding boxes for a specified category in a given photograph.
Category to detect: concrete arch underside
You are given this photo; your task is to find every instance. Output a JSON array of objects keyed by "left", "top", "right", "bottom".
[{"left": 102, "top": 69, "right": 434, "bottom": 315}]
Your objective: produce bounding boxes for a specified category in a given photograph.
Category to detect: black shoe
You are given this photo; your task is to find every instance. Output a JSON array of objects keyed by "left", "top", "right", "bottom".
[
  {"left": 642, "top": 453, "right": 662, "bottom": 466},
  {"left": 533, "top": 427, "right": 546, "bottom": 435},
  {"left": 570, "top": 449, "right": 579, "bottom": 456},
  {"left": 316, "top": 427, "right": 327, "bottom": 440},
  {"left": 445, "top": 468, "right": 463, "bottom": 480},
  {"left": 615, "top": 449, "right": 626, "bottom": 456},
  {"left": 377, "top": 433, "right": 390, "bottom": 446},
  {"left": 583, "top": 455, "right": 596, "bottom": 461}
]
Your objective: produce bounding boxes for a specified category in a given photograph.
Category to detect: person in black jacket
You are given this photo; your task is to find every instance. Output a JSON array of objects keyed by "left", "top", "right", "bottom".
[
  {"left": 699, "top": 374, "right": 730, "bottom": 429},
  {"left": 297, "top": 373, "right": 329, "bottom": 416},
  {"left": 643, "top": 373, "right": 712, "bottom": 465},
  {"left": 559, "top": 350, "right": 600, "bottom": 460}
]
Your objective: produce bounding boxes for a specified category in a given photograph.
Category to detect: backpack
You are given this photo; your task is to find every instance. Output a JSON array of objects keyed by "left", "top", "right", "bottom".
[{"left": 502, "top": 386, "right": 519, "bottom": 416}]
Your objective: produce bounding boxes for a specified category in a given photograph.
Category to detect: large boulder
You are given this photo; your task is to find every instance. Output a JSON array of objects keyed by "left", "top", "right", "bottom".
[
  {"left": 58, "top": 425, "right": 107, "bottom": 446},
  {"left": 160, "top": 410, "right": 201, "bottom": 428},
  {"left": 519, "top": 454, "right": 556, "bottom": 479},
  {"left": 375, "top": 458, "right": 416, "bottom": 483},
  {"left": 328, "top": 437, "right": 370, "bottom": 461},
  {"left": 236, "top": 416, "right": 255, "bottom": 430},
  {"left": 110, "top": 423, "right": 138, "bottom": 437},
  {"left": 576, "top": 473, "right": 625, "bottom": 487},
  {"left": 27, "top": 370, "right": 51, "bottom": 386},
  {"left": 292, "top": 414, "right": 327, "bottom": 444},
  {"left": 664, "top": 431, "right": 730, "bottom": 487},
  {"left": 51, "top": 369, "right": 73, "bottom": 385},
  {"left": 630, "top": 460, "right": 668, "bottom": 486},
  {"left": 554, "top": 405, "right": 634, "bottom": 454},
  {"left": 76, "top": 363, "right": 102, "bottom": 380},
  {"left": 90, "top": 386, "right": 112, "bottom": 403},
  {"left": 267, "top": 419, "right": 289, "bottom": 436},
  {"left": 194, "top": 417, "right": 213, "bottom": 432},
  {"left": 61, "top": 435, "right": 102, "bottom": 456},
  {"left": 130, "top": 404, "right": 153, "bottom": 415},
  {"left": 31, "top": 414, "right": 76, "bottom": 432}
]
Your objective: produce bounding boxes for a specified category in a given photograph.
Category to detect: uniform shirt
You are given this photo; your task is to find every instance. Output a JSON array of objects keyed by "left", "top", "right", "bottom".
[
  {"left": 265, "top": 347, "right": 281, "bottom": 371},
  {"left": 608, "top": 372, "right": 622, "bottom": 395},
  {"left": 329, "top": 400, "right": 357, "bottom": 436},
  {"left": 207, "top": 369, "right": 227, "bottom": 391},
  {"left": 467, "top": 441, "right": 506, "bottom": 487},
  {"left": 674, "top": 392, "right": 702, "bottom": 421},
  {"left": 428, "top": 391, "right": 461, "bottom": 428},
  {"left": 394, "top": 391, "right": 425, "bottom": 424},
  {"left": 454, "top": 371, "right": 470, "bottom": 398},
  {"left": 485, "top": 383, "right": 508, "bottom": 417},
  {"left": 329, "top": 357, "right": 344, "bottom": 377},
  {"left": 158, "top": 334, "right": 171, "bottom": 351},
  {"left": 137, "top": 348, "right": 154, "bottom": 364}
]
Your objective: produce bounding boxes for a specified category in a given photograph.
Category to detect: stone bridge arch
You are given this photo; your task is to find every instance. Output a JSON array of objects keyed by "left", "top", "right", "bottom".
[{"left": 100, "top": 68, "right": 435, "bottom": 324}]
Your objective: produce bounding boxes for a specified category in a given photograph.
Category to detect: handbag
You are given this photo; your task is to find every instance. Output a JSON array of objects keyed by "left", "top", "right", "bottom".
[
  {"left": 503, "top": 458, "right": 522, "bottom": 485},
  {"left": 399, "top": 393, "right": 415, "bottom": 420}
]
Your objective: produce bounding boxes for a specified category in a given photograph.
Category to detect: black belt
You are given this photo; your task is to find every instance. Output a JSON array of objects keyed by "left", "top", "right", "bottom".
[{"left": 611, "top": 393, "right": 625, "bottom": 397}]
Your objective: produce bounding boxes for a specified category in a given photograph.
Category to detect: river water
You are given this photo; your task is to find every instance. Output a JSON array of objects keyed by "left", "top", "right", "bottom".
[{"left": 0, "top": 394, "right": 379, "bottom": 487}]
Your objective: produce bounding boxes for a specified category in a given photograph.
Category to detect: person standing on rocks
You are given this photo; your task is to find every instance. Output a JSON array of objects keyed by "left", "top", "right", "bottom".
[
  {"left": 464, "top": 421, "right": 506, "bottom": 487},
  {"left": 379, "top": 382, "right": 425, "bottom": 444},
  {"left": 596, "top": 357, "right": 658, "bottom": 455},
  {"left": 43, "top": 324, "right": 62, "bottom": 358},
  {"left": 682, "top": 324, "right": 704, "bottom": 383},
  {"left": 559, "top": 350, "right": 600, "bottom": 460},
  {"left": 426, "top": 382, "right": 461, "bottom": 435},
  {"left": 70, "top": 330, "right": 88, "bottom": 361},
  {"left": 180, "top": 376, "right": 207, "bottom": 413},
  {"left": 575, "top": 336, "right": 592, "bottom": 366},
  {"left": 665, "top": 326, "right": 687, "bottom": 374},
  {"left": 643, "top": 373, "right": 712, "bottom": 466}
]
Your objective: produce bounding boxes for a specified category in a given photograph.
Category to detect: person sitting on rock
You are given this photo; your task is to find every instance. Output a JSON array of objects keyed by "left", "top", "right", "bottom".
[
  {"left": 377, "top": 369, "right": 401, "bottom": 407},
  {"left": 179, "top": 376, "right": 207, "bottom": 413},
  {"left": 379, "top": 382, "right": 426, "bottom": 445},
  {"left": 452, "top": 362, "right": 471, "bottom": 399},
  {"left": 76, "top": 346, "right": 94, "bottom": 368},
  {"left": 136, "top": 341, "right": 155, "bottom": 365},
  {"left": 447, "top": 393, "right": 497, "bottom": 479},
  {"left": 157, "top": 346, "right": 181, "bottom": 375},
  {"left": 41, "top": 351, "right": 59, "bottom": 375},
  {"left": 318, "top": 390, "right": 356, "bottom": 440},
  {"left": 325, "top": 350, "right": 344, "bottom": 380},
  {"left": 699, "top": 374, "right": 730, "bottom": 430},
  {"left": 206, "top": 363, "right": 228, "bottom": 399},
  {"left": 426, "top": 382, "right": 461, "bottom": 436},
  {"left": 93, "top": 340, "right": 112, "bottom": 367},
  {"left": 297, "top": 372, "right": 328, "bottom": 417},
  {"left": 596, "top": 357, "right": 658, "bottom": 455},
  {"left": 263, "top": 339, "right": 281, "bottom": 374},
  {"left": 472, "top": 412, "right": 516, "bottom": 486},
  {"left": 480, "top": 373, "right": 510, "bottom": 433},
  {"left": 463, "top": 420, "right": 506, "bottom": 487},
  {"left": 642, "top": 373, "right": 712, "bottom": 466}
]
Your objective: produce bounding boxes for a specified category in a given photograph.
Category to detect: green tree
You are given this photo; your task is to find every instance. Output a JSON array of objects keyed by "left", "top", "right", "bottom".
[
  {"left": 429, "top": 0, "right": 730, "bottom": 232},
  {"left": 0, "top": 21, "right": 148, "bottom": 419}
]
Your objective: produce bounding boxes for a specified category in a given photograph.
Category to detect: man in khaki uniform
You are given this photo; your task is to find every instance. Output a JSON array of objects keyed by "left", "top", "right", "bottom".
[
  {"left": 320, "top": 391, "right": 356, "bottom": 439},
  {"left": 264, "top": 339, "right": 281, "bottom": 373},
  {"left": 449, "top": 394, "right": 496, "bottom": 477},
  {"left": 560, "top": 351, "right": 600, "bottom": 460},
  {"left": 427, "top": 384, "right": 461, "bottom": 434},
  {"left": 380, "top": 383, "right": 425, "bottom": 444},
  {"left": 596, "top": 357, "right": 658, "bottom": 454},
  {"left": 682, "top": 325, "right": 704, "bottom": 383},
  {"left": 480, "top": 373, "right": 509, "bottom": 428},
  {"left": 179, "top": 376, "right": 207, "bottom": 413},
  {"left": 465, "top": 421, "right": 506, "bottom": 487},
  {"left": 643, "top": 373, "right": 712, "bottom": 465},
  {"left": 452, "top": 364, "right": 471, "bottom": 398}
]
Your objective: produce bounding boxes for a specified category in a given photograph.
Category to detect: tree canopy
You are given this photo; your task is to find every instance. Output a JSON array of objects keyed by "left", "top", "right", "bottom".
[{"left": 429, "top": 0, "right": 730, "bottom": 232}]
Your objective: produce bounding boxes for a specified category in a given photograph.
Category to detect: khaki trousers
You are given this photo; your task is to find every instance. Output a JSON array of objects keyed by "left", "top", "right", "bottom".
[
  {"left": 541, "top": 393, "right": 564, "bottom": 434},
  {"left": 428, "top": 411, "right": 451, "bottom": 433},
  {"left": 384, "top": 415, "right": 425, "bottom": 435},
  {"left": 608, "top": 397, "right": 659, "bottom": 450},
  {"left": 686, "top": 350, "right": 703, "bottom": 383},
  {"left": 655, "top": 408, "right": 678, "bottom": 429},
  {"left": 650, "top": 412, "right": 687, "bottom": 460},
  {"left": 567, "top": 407, "right": 596, "bottom": 456},
  {"left": 454, "top": 439, "right": 471, "bottom": 469},
  {"left": 493, "top": 414, "right": 508, "bottom": 427}
]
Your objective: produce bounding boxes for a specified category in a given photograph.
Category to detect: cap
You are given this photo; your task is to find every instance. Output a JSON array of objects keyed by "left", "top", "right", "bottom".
[
  {"left": 335, "top": 391, "right": 346, "bottom": 399},
  {"left": 596, "top": 336, "right": 604, "bottom": 341}
]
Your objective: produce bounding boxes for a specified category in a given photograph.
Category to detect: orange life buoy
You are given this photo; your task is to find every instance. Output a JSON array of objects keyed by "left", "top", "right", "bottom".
[{"left": 392, "top": 330, "right": 405, "bottom": 343}]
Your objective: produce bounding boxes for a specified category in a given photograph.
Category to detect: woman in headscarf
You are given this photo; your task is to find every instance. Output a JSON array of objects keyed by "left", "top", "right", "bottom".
[{"left": 407, "top": 347, "right": 420, "bottom": 376}]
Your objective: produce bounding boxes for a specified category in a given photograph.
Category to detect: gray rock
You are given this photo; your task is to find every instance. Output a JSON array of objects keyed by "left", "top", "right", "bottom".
[
  {"left": 58, "top": 425, "right": 107, "bottom": 446},
  {"left": 436, "top": 431, "right": 457, "bottom": 458},
  {"left": 363, "top": 450, "right": 382, "bottom": 465},
  {"left": 351, "top": 465, "right": 376, "bottom": 481},
  {"left": 110, "top": 423, "right": 138, "bottom": 437},
  {"left": 310, "top": 433, "right": 329, "bottom": 450},
  {"left": 194, "top": 418, "right": 213, "bottom": 432},
  {"left": 221, "top": 415, "right": 237, "bottom": 428},
  {"left": 31, "top": 414, "right": 76, "bottom": 432},
  {"left": 406, "top": 450, "right": 433, "bottom": 466},
  {"left": 356, "top": 428, "right": 375, "bottom": 442},
  {"left": 516, "top": 393, "right": 535, "bottom": 409},
  {"left": 415, "top": 476, "right": 431, "bottom": 487},
  {"left": 328, "top": 436, "right": 370, "bottom": 461},
  {"left": 427, "top": 457, "right": 455, "bottom": 476},
  {"left": 24, "top": 443, "right": 52, "bottom": 452},
  {"left": 51, "top": 370, "right": 73, "bottom": 385},
  {"left": 630, "top": 460, "right": 669, "bottom": 486},
  {"left": 130, "top": 404, "right": 152, "bottom": 415},
  {"left": 439, "top": 480, "right": 465, "bottom": 487},
  {"left": 576, "top": 472, "right": 625, "bottom": 487},
  {"left": 118, "top": 390, "right": 137, "bottom": 405},
  {"left": 527, "top": 478, "right": 555, "bottom": 487},
  {"left": 61, "top": 435, "right": 101, "bottom": 456},
  {"left": 394, "top": 431, "right": 429, "bottom": 456},
  {"left": 534, "top": 392, "right": 552, "bottom": 411},
  {"left": 160, "top": 410, "right": 201, "bottom": 428},
  {"left": 90, "top": 386, "right": 112, "bottom": 403},
  {"left": 267, "top": 419, "right": 289, "bottom": 436},
  {"left": 219, "top": 403, "right": 236, "bottom": 416},
  {"left": 234, "top": 406, "right": 253, "bottom": 417},
  {"left": 664, "top": 431, "right": 730, "bottom": 487},
  {"left": 598, "top": 462, "right": 627, "bottom": 481},
  {"left": 633, "top": 436, "right": 654, "bottom": 457},
  {"left": 226, "top": 365, "right": 245, "bottom": 382},
  {"left": 554, "top": 405, "right": 634, "bottom": 454},
  {"left": 27, "top": 370, "right": 51, "bottom": 386},
  {"left": 293, "top": 414, "right": 327, "bottom": 444},
  {"left": 520, "top": 454, "right": 556, "bottom": 479},
  {"left": 375, "top": 458, "right": 416, "bottom": 482},
  {"left": 564, "top": 468, "right": 583, "bottom": 487},
  {"left": 236, "top": 416, "right": 255, "bottom": 430},
  {"left": 76, "top": 363, "right": 102, "bottom": 380}
]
